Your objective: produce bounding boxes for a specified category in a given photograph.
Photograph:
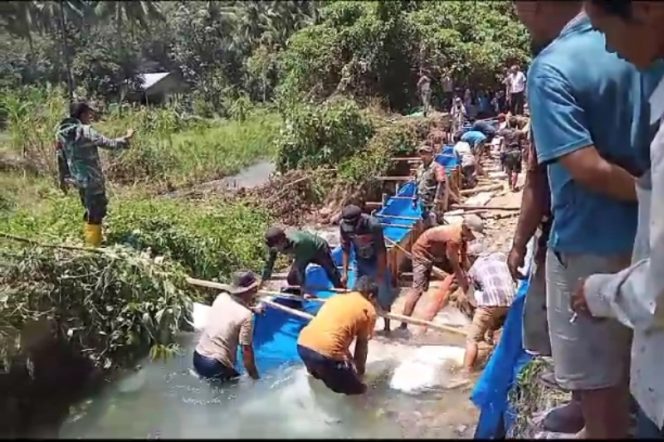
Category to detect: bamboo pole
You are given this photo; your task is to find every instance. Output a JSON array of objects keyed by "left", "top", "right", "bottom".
[
  {"left": 187, "top": 277, "right": 466, "bottom": 336},
  {"left": 384, "top": 237, "right": 449, "bottom": 279},
  {"left": 451, "top": 204, "right": 520, "bottom": 211},
  {"left": 377, "top": 176, "right": 413, "bottom": 182},
  {"left": 375, "top": 214, "right": 421, "bottom": 221}
]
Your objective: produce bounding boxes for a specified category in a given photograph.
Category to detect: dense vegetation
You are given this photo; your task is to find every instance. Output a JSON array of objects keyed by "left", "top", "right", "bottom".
[{"left": 0, "top": 0, "right": 530, "bottom": 392}]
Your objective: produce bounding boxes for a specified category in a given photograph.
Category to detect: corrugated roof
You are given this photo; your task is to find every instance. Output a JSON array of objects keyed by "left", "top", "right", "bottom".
[{"left": 139, "top": 72, "right": 171, "bottom": 90}]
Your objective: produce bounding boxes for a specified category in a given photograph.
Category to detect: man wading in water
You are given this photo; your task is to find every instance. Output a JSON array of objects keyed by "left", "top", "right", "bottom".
[
  {"left": 193, "top": 271, "right": 262, "bottom": 382},
  {"left": 297, "top": 276, "right": 378, "bottom": 395}
]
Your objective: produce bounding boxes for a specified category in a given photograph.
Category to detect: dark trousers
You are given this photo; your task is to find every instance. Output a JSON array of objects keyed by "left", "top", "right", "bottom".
[
  {"left": 192, "top": 351, "right": 239, "bottom": 381},
  {"left": 510, "top": 91, "right": 525, "bottom": 115},
  {"left": 286, "top": 244, "right": 343, "bottom": 288},
  {"left": 297, "top": 345, "right": 366, "bottom": 395},
  {"left": 78, "top": 189, "right": 108, "bottom": 225}
]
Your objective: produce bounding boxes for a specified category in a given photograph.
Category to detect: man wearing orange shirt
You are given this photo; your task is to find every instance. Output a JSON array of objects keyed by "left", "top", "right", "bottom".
[
  {"left": 399, "top": 217, "right": 484, "bottom": 330},
  {"left": 297, "top": 276, "right": 379, "bottom": 395}
]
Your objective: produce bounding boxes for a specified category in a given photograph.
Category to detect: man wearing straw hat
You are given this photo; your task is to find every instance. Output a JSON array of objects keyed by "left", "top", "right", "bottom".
[{"left": 193, "top": 271, "right": 262, "bottom": 382}]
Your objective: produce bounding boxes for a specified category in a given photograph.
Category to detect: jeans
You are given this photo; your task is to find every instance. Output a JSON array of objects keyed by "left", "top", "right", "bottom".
[
  {"left": 637, "top": 406, "right": 664, "bottom": 439},
  {"left": 192, "top": 351, "right": 239, "bottom": 381}
]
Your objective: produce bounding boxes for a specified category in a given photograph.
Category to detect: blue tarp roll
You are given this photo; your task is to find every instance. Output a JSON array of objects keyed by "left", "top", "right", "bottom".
[{"left": 471, "top": 277, "right": 534, "bottom": 439}]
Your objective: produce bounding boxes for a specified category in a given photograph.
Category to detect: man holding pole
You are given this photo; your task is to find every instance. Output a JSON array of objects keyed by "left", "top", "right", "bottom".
[
  {"left": 261, "top": 226, "right": 344, "bottom": 290},
  {"left": 399, "top": 217, "right": 484, "bottom": 330},
  {"left": 340, "top": 204, "right": 397, "bottom": 333}
]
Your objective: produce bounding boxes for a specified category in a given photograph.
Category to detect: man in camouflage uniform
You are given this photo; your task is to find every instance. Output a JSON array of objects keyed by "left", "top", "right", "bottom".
[
  {"left": 412, "top": 144, "right": 448, "bottom": 228},
  {"left": 56, "top": 102, "right": 134, "bottom": 247}
]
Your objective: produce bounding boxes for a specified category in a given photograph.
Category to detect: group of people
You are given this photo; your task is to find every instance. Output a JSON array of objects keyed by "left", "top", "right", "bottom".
[
  {"left": 417, "top": 63, "right": 528, "bottom": 124},
  {"left": 508, "top": 1, "right": 664, "bottom": 438},
  {"left": 193, "top": 119, "right": 526, "bottom": 393}
]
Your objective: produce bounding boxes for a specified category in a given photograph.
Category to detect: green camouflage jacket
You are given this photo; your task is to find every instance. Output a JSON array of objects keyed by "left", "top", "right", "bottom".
[{"left": 55, "top": 118, "right": 128, "bottom": 194}]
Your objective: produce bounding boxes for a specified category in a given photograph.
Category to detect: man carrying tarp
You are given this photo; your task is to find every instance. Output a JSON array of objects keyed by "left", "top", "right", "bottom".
[
  {"left": 297, "top": 276, "right": 378, "bottom": 395},
  {"left": 413, "top": 144, "right": 448, "bottom": 228},
  {"left": 516, "top": 1, "right": 657, "bottom": 438},
  {"left": 56, "top": 101, "right": 134, "bottom": 247},
  {"left": 399, "top": 217, "right": 485, "bottom": 330},
  {"left": 193, "top": 271, "right": 262, "bottom": 382},
  {"left": 464, "top": 246, "right": 516, "bottom": 373},
  {"left": 498, "top": 116, "right": 527, "bottom": 192},
  {"left": 261, "top": 226, "right": 344, "bottom": 290},
  {"left": 340, "top": 204, "right": 397, "bottom": 334}
]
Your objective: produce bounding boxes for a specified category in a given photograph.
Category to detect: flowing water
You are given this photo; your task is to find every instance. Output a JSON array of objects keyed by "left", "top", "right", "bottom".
[{"left": 60, "top": 331, "right": 478, "bottom": 439}]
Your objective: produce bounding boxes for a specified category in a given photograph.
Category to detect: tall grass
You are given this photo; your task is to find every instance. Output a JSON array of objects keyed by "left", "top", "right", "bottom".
[{"left": 0, "top": 86, "right": 281, "bottom": 189}]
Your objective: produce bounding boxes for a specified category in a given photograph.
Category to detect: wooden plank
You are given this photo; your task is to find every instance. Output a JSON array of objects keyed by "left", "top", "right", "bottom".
[{"left": 460, "top": 183, "right": 503, "bottom": 196}]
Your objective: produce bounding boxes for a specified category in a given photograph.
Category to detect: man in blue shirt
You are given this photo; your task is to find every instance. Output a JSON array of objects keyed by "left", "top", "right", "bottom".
[
  {"left": 516, "top": 1, "right": 655, "bottom": 438},
  {"left": 460, "top": 130, "right": 488, "bottom": 153}
]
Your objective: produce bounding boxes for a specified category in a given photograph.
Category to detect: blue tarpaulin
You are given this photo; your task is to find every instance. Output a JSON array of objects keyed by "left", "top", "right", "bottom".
[{"left": 246, "top": 181, "right": 424, "bottom": 373}]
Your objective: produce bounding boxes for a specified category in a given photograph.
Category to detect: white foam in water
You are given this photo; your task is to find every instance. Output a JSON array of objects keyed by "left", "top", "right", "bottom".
[{"left": 389, "top": 345, "right": 465, "bottom": 394}]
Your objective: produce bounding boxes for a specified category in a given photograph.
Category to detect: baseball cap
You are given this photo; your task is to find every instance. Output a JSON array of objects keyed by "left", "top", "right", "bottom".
[
  {"left": 341, "top": 204, "right": 362, "bottom": 222},
  {"left": 418, "top": 144, "right": 434, "bottom": 154},
  {"left": 265, "top": 226, "right": 286, "bottom": 247},
  {"left": 462, "top": 215, "right": 485, "bottom": 240}
]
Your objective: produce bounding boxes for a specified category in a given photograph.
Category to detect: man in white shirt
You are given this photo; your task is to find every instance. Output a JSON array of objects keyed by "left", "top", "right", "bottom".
[
  {"left": 507, "top": 65, "right": 527, "bottom": 115},
  {"left": 453, "top": 133, "right": 477, "bottom": 188},
  {"left": 572, "top": 0, "right": 664, "bottom": 438}
]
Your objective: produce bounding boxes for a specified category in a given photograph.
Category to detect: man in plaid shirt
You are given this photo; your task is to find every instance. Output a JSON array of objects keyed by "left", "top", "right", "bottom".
[{"left": 463, "top": 247, "right": 516, "bottom": 372}]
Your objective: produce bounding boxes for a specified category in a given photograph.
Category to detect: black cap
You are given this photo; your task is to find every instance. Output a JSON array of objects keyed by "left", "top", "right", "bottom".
[
  {"left": 69, "top": 101, "right": 96, "bottom": 120},
  {"left": 265, "top": 226, "right": 286, "bottom": 247},
  {"left": 341, "top": 204, "right": 362, "bottom": 221}
]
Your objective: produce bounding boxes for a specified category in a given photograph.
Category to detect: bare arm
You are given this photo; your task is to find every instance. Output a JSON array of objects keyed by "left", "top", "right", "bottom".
[
  {"left": 353, "top": 336, "right": 369, "bottom": 376},
  {"left": 558, "top": 146, "right": 637, "bottom": 202},
  {"left": 239, "top": 318, "right": 259, "bottom": 379},
  {"left": 512, "top": 167, "right": 549, "bottom": 251},
  {"left": 447, "top": 243, "right": 469, "bottom": 292}
]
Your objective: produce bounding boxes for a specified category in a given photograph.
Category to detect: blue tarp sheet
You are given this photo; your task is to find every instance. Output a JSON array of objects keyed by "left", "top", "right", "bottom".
[
  {"left": 248, "top": 181, "right": 423, "bottom": 373},
  {"left": 471, "top": 275, "right": 533, "bottom": 439}
]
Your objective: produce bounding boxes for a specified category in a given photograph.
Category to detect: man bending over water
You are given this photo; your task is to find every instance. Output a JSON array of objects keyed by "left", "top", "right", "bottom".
[
  {"left": 193, "top": 271, "right": 262, "bottom": 382},
  {"left": 297, "top": 276, "right": 379, "bottom": 395}
]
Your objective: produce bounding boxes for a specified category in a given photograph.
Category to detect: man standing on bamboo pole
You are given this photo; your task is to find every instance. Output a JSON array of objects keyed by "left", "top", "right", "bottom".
[
  {"left": 56, "top": 102, "right": 134, "bottom": 247},
  {"left": 340, "top": 204, "right": 397, "bottom": 334},
  {"left": 261, "top": 226, "right": 344, "bottom": 290},
  {"left": 399, "top": 217, "right": 484, "bottom": 330},
  {"left": 413, "top": 144, "right": 448, "bottom": 228}
]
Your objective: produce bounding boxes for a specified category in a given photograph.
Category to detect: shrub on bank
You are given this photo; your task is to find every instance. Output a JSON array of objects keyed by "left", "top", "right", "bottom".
[
  {"left": 0, "top": 244, "right": 193, "bottom": 372},
  {"left": 0, "top": 192, "right": 271, "bottom": 281}
]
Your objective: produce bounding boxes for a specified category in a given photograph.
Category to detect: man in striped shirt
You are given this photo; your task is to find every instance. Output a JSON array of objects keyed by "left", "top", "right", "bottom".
[{"left": 464, "top": 247, "right": 516, "bottom": 372}]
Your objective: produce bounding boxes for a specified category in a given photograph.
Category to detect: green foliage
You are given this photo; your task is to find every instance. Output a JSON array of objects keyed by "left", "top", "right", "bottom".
[
  {"left": 338, "top": 116, "right": 419, "bottom": 184},
  {"left": 0, "top": 194, "right": 271, "bottom": 281},
  {"left": 275, "top": 97, "right": 374, "bottom": 172},
  {"left": 0, "top": 243, "right": 192, "bottom": 371}
]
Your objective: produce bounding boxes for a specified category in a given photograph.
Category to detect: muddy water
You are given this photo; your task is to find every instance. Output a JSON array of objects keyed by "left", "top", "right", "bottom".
[{"left": 60, "top": 332, "right": 478, "bottom": 439}]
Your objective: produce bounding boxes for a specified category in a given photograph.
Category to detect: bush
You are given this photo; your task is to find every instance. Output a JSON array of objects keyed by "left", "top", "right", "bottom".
[
  {"left": 0, "top": 243, "right": 193, "bottom": 371},
  {"left": 0, "top": 194, "right": 272, "bottom": 281},
  {"left": 275, "top": 97, "right": 374, "bottom": 172}
]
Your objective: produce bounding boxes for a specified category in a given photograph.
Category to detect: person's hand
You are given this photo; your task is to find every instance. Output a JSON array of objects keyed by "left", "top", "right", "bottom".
[
  {"left": 570, "top": 279, "right": 591, "bottom": 316},
  {"left": 125, "top": 128, "right": 135, "bottom": 139},
  {"left": 252, "top": 303, "right": 266, "bottom": 315},
  {"left": 303, "top": 293, "right": 315, "bottom": 300},
  {"left": 507, "top": 245, "right": 527, "bottom": 281}
]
